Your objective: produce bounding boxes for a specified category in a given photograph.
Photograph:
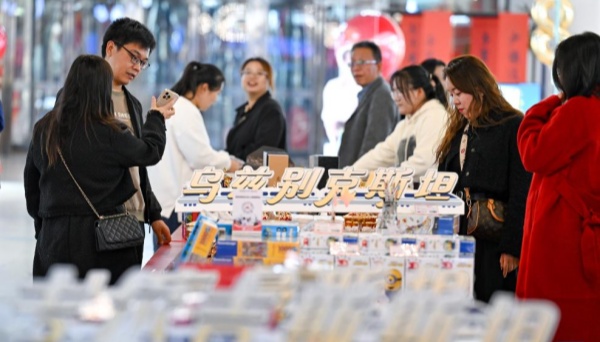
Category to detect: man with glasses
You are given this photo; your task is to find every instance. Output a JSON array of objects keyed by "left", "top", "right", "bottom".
[
  {"left": 101, "top": 18, "right": 172, "bottom": 255},
  {"left": 338, "top": 41, "right": 399, "bottom": 167}
]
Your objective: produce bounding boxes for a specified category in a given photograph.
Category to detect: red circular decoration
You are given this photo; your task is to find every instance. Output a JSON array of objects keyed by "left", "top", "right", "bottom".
[
  {"left": 0, "top": 25, "right": 7, "bottom": 59},
  {"left": 335, "top": 13, "right": 406, "bottom": 80}
]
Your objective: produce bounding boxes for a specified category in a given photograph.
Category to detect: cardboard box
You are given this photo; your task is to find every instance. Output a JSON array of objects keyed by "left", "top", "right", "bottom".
[{"left": 264, "top": 152, "right": 289, "bottom": 187}]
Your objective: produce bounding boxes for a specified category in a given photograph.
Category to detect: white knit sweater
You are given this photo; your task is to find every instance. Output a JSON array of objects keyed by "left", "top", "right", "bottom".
[{"left": 353, "top": 99, "right": 448, "bottom": 178}]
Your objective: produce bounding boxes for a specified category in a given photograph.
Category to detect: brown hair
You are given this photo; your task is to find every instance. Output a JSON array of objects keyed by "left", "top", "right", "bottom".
[
  {"left": 241, "top": 57, "right": 274, "bottom": 90},
  {"left": 435, "top": 55, "right": 522, "bottom": 163}
]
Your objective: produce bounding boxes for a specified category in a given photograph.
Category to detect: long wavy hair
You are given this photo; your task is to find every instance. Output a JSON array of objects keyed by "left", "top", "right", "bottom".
[
  {"left": 435, "top": 55, "right": 522, "bottom": 163},
  {"left": 35, "top": 55, "right": 120, "bottom": 166}
]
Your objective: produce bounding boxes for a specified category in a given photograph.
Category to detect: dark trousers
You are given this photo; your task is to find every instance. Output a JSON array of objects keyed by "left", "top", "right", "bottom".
[
  {"left": 152, "top": 211, "right": 180, "bottom": 251},
  {"left": 473, "top": 237, "right": 517, "bottom": 303},
  {"left": 33, "top": 215, "right": 144, "bottom": 285}
]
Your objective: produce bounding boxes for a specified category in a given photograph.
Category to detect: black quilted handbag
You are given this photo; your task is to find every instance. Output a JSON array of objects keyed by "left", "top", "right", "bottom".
[
  {"left": 465, "top": 188, "right": 506, "bottom": 242},
  {"left": 95, "top": 213, "right": 144, "bottom": 251},
  {"left": 59, "top": 151, "right": 144, "bottom": 251}
]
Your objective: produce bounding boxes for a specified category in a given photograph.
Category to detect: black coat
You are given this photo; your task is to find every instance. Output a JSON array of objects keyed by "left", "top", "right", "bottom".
[
  {"left": 49, "top": 87, "right": 164, "bottom": 224},
  {"left": 24, "top": 108, "right": 166, "bottom": 283},
  {"left": 120, "top": 87, "right": 164, "bottom": 224},
  {"left": 438, "top": 113, "right": 532, "bottom": 301},
  {"left": 226, "top": 91, "right": 286, "bottom": 161}
]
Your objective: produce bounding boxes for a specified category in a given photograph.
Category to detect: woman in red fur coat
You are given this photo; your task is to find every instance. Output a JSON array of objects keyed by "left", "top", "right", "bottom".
[{"left": 517, "top": 32, "right": 600, "bottom": 341}]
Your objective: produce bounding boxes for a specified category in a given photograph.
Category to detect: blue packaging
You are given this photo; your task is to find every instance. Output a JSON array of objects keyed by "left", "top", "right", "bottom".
[
  {"left": 459, "top": 239, "right": 476, "bottom": 257},
  {"left": 342, "top": 235, "right": 359, "bottom": 244},
  {"left": 437, "top": 216, "right": 455, "bottom": 235},
  {"left": 262, "top": 222, "right": 299, "bottom": 239},
  {"left": 212, "top": 256, "right": 234, "bottom": 265},
  {"left": 178, "top": 214, "right": 219, "bottom": 265},
  {"left": 217, "top": 222, "right": 232, "bottom": 236},
  {"left": 214, "top": 239, "right": 238, "bottom": 258},
  {"left": 400, "top": 237, "right": 417, "bottom": 245}
]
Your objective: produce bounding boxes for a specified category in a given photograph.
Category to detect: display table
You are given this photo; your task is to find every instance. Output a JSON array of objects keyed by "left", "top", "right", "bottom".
[{"left": 142, "top": 227, "right": 186, "bottom": 272}]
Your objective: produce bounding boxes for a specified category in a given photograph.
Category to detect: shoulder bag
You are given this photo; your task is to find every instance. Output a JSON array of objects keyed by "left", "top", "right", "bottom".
[
  {"left": 459, "top": 124, "right": 507, "bottom": 242},
  {"left": 465, "top": 188, "right": 506, "bottom": 242},
  {"left": 58, "top": 150, "right": 144, "bottom": 251}
]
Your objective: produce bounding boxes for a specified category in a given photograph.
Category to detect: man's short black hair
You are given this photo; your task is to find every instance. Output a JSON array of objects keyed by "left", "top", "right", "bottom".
[
  {"left": 351, "top": 41, "right": 382, "bottom": 63},
  {"left": 101, "top": 17, "right": 156, "bottom": 58}
]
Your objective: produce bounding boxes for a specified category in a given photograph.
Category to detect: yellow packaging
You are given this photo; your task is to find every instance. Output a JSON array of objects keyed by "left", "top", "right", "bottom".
[
  {"left": 268, "top": 241, "right": 299, "bottom": 259},
  {"left": 262, "top": 257, "right": 286, "bottom": 265},
  {"left": 191, "top": 221, "right": 219, "bottom": 258}
]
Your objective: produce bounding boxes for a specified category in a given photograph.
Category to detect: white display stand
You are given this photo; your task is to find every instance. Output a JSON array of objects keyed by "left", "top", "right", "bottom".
[{"left": 176, "top": 187, "right": 464, "bottom": 216}]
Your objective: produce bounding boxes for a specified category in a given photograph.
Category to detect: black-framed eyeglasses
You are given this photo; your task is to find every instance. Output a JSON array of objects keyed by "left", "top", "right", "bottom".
[
  {"left": 117, "top": 44, "right": 150, "bottom": 70},
  {"left": 348, "top": 59, "right": 378, "bottom": 68}
]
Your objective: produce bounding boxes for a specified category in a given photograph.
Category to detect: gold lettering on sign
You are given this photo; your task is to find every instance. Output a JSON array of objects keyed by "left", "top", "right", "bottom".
[
  {"left": 365, "top": 168, "right": 414, "bottom": 208},
  {"left": 182, "top": 167, "right": 457, "bottom": 206},
  {"left": 414, "top": 170, "right": 458, "bottom": 200},
  {"left": 267, "top": 168, "right": 324, "bottom": 205},
  {"left": 426, "top": 172, "right": 458, "bottom": 200},
  {"left": 227, "top": 166, "right": 273, "bottom": 199},
  {"left": 184, "top": 167, "right": 224, "bottom": 203},
  {"left": 364, "top": 168, "right": 396, "bottom": 200},
  {"left": 314, "top": 167, "right": 368, "bottom": 207}
]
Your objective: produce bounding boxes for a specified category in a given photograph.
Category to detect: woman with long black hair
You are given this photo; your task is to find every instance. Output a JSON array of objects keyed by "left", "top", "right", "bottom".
[{"left": 24, "top": 55, "right": 175, "bottom": 284}]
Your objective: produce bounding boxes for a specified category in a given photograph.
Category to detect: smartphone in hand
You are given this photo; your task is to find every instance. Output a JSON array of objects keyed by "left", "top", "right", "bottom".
[{"left": 156, "top": 89, "right": 180, "bottom": 107}]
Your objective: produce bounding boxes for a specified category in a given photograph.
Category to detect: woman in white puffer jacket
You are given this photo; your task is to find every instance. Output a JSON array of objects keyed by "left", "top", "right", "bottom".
[{"left": 353, "top": 65, "right": 448, "bottom": 179}]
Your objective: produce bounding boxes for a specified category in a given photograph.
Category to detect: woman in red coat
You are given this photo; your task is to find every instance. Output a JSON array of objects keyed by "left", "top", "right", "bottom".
[{"left": 517, "top": 32, "right": 600, "bottom": 341}]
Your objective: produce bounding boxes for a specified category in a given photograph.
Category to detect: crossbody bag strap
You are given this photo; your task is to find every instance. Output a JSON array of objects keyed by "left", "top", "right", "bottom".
[{"left": 58, "top": 149, "right": 101, "bottom": 220}]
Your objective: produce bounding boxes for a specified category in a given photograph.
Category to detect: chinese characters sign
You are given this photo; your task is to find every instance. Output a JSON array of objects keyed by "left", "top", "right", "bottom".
[{"left": 184, "top": 166, "right": 458, "bottom": 208}]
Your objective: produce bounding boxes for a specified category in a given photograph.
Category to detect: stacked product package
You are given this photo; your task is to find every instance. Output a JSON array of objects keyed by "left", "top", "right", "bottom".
[
  {"left": 179, "top": 214, "right": 300, "bottom": 267},
  {"left": 298, "top": 213, "right": 476, "bottom": 297}
]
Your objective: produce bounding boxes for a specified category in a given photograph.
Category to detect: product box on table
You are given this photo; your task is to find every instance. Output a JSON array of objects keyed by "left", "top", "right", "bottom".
[
  {"left": 214, "top": 239, "right": 238, "bottom": 258},
  {"left": 299, "top": 252, "right": 335, "bottom": 269},
  {"left": 237, "top": 240, "right": 269, "bottom": 258},
  {"left": 299, "top": 231, "right": 343, "bottom": 251},
  {"left": 335, "top": 255, "right": 371, "bottom": 268},
  {"left": 267, "top": 240, "right": 299, "bottom": 260},
  {"left": 261, "top": 221, "right": 299, "bottom": 240},
  {"left": 179, "top": 215, "right": 219, "bottom": 264},
  {"left": 358, "top": 233, "right": 386, "bottom": 254},
  {"left": 404, "top": 256, "right": 441, "bottom": 291}
]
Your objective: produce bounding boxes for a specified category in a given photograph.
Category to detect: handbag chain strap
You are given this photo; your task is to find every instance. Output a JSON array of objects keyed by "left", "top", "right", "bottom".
[{"left": 58, "top": 149, "right": 103, "bottom": 220}]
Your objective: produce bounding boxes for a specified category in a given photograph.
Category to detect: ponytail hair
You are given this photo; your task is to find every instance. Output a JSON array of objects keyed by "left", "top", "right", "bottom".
[
  {"left": 390, "top": 65, "right": 448, "bottom": 107},
  {"left": 171, "top": 61, "right": 225, "bottom": 97}
]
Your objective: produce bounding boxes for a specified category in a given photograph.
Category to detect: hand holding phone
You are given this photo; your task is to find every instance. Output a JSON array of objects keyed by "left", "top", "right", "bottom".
[
  {"left": 157, "top": 89, "right": 180, "bottom": 107},
  {"left": 152, "top": 89, "right": 179, "bottom": 119}
]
